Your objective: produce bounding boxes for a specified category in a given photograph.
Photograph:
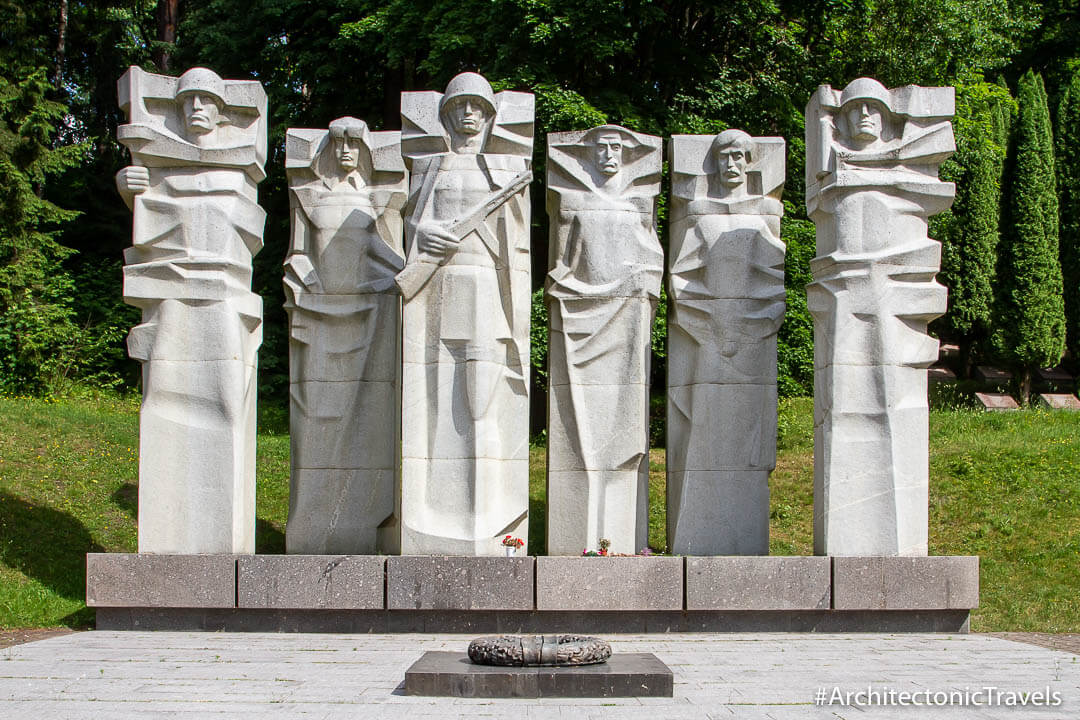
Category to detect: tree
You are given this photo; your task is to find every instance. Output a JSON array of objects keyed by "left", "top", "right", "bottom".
[
  {"left": 1055, "top": 62, "right": 1080, "bottom": 369},
  {"left": 933, "top": 80, "right": 1013, "bottom": 376},
  {"left": 993, "top": 70, "right": 1066, "bottom": 403}
]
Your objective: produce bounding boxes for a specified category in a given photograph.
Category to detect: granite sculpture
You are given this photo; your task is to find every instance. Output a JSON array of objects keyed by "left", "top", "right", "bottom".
[
  {"left": 396, "top": 72, "right": 534, "bottom": 554},
  {"left": 666, "top": 129, "right": 787, "bottom": 555},
  {"left": 805, "top": 78, "right": 955, "bottom": 556},
  {"left": 115, "top": 66, "right": 267, "bottom": 553},
  {"left": 468, "top": 635, "right": 612, "bottom": 666},
  {"left": 283, "top": 117, "right": 408, "bottom": 554},
  {"left": 545, "top": 125, "right": 663, "bottom": 556}
]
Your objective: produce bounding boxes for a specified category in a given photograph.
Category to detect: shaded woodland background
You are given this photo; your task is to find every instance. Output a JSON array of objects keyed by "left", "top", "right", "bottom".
[{"left": 3, "top": 0, "right": 1080, "bottom": 426}]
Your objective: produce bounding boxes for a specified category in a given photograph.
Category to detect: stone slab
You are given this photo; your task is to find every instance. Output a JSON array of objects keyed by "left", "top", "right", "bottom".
[
  {"left": 975, "top": 392, "right": 1020, "bottom": 410},
  {"left": 1037, "top": 393, "right": 1080, "bottom": 410},
  {"left": 86, "top": 553, "right": 236, "bottom": 608},
  {"left": 927, "top": 365, "right": 956, "bottom": 381},
  {"left": 403, "top": 650, "right": 673, "bottom": 698},
  {"left": 975, "top": 365, "right": 1012, "bottom": 382},
  {"left": 832, "top": 556, "right": 979, "bottom": 610},
  {"left": 95, "top": 607, "right": 973, "bottom": 633},
  {"left": 387, "top": 556, "right": 534, "bottom": 610},
  {"left": 686, "top": 556, "right": 830, "bottom": 610},
  {"left": 1036, "top": 365, "right": 1074, "bottom": 383},
  {"left": 237, "top": 555, "right": 384, "bottom": 609},
  {"left": 535, "top": 557, "right": 682, "bottom": 611}
]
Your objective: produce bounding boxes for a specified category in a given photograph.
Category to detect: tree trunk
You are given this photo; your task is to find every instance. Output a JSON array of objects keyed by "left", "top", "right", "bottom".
[
  {"left": 1017, "top": 366, "right": 1033, "bottom": 405},
  {"left": 154, "top": 0, "right": 180, "bottom": 73},
  {"left": 53, "top": 0, "right": 68, "bottom": 90}
]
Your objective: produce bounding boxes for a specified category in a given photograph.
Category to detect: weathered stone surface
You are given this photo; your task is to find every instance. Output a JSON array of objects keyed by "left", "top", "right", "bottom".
[
  {"left": 544, "top": 125, "right": 662, "bottom": 556},
  {"left": 975, "top": 392, "right": 1020, "bottom": 411},
  {"left": 237, "top": 555, "right": 384, "bottom": 609},
  {"left": 685, "top": 556, "right": 830, "bottom": 610},
  {"left": 535, "top": 557, "right": 682, "bottom": 611},
  {"left": 404, "top": 651, "right": 673, "bottom": 697},
  {"left": 832, "top": 556, "right": 979, "bottom": 610},
  {"left": 396, "top": 72, "right": 534, "bottom": 555},
  {"left": 283, "top": 118, "right": 407, "bottom": 555},
  {"left": 1037, "top": 393, "right": 1080, "bottom": 410},
  {"left": 467, "top": 634, "right": 612, "bottom": 666},
  {"left": 116, "top": 67, "right": 267, "bottom": 554},
  {"left": 86, "top": 553, "right": 236, "bottom": 608},
  {"left": 975, "top": 365, "right": 1012, "bottom": 382},
  {"left": 666, "top": 130, "right": 786, "bottom": 556},
  {"left": 806, "top": 78, "right": 955, "bottom": 557},
  {"left": 387, "top": 556, "right": 534, "bottom": 610}
]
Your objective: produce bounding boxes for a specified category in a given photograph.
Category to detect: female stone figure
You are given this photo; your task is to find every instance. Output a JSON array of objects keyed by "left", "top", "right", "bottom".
[{"left": 283, "top": 117, "right": 407, "bottom": 554}]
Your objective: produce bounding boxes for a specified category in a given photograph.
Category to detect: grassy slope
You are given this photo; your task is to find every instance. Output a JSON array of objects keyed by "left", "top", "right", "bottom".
[{"left": 1, "top": 394, "right": 1077, "bottom": 632}]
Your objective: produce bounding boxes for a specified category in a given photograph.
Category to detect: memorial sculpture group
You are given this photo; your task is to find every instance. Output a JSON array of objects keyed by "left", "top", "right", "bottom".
[{"left": 116, "top": 68, "right": 954, "bottom": 559}]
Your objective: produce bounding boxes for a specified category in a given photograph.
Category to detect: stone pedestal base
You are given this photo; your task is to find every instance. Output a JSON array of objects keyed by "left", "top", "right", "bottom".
[
  {"left": 403, "top": 651, "right": 673, "bottom": 697},
  {"left": 87, "top": 553, "right": 978, "bottom": 633}
]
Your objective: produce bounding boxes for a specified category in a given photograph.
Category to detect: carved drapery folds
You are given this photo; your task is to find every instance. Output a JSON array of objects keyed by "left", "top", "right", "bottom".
[
  {"left": 667, "top": 130, "right": 787, "bottom": 555},
  {"left": 116, "top": 66, "right": 267, "bottom": 553},
  {"left": 545, "top": 125, "right": 663, "bottom": 555},
  {"left": 805, "top": 78, "right": 955, "bottom": 556},
  {"left": 283, "top": 118, "right": 407, "bottom": 554}
]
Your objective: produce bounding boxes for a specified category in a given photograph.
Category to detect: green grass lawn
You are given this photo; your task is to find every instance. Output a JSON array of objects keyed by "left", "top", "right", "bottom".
[{"left": 1, "top": 392, "right": 1078, "bottom": 632}]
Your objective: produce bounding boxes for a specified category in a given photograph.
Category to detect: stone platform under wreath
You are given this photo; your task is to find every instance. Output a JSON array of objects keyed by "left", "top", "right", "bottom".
[
  {"left": 87, "top": 553, "right": 978, "bottom": 633},
  {"left": 403, "top": 651, "right": 673, "bottom": 698}
]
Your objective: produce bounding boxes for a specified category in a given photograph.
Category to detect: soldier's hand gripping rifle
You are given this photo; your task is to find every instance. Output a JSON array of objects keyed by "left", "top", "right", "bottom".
[{"left": 395, "top": 168, "right": 533, "bottom": 301}]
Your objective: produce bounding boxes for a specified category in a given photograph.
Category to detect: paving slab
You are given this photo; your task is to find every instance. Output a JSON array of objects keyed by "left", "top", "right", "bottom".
[{"left": 1, "top": 631, "right": 1077, "bottom": 718}]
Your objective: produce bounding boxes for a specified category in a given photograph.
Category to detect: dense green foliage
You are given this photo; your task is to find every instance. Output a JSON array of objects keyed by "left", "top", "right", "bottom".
[
  {"left": 993, "top": 70, "right": 1066, "bottom": 401},
  {"left": 933, "top": 82, "right": 1013, "bottom": 373},
  {"left": 1055, "top": 63, "right": 1080, "bottom": 367},
  {"left": 0, "top": 0, "right": 1077, "bottom": 403}
]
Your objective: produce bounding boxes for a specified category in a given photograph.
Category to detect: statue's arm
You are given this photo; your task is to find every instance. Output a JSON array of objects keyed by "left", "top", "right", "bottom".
[
  {"left": 284, "top": 202, "right": 322, "bottom": 293},
  {"left": 115, "top": 165, "right": 149, "bottom": 211}
]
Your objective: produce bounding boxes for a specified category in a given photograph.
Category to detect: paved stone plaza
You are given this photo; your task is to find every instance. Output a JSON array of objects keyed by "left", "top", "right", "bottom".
[{"left": 1, "top": 631, "right": 1076, "bottom": 718}]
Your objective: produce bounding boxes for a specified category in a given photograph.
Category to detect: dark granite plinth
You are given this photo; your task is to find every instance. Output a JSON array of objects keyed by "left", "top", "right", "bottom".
[{"left": 403, "top": 651, "right": 673, "bottom": 697}]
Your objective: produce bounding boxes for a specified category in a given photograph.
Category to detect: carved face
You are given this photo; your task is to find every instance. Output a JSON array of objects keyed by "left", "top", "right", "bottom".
[
  {"left": 594, "top": 133, "right": 623, "bottom": 176},
  {"left": 715, "top": 146, "right": 749, "bottom": 188},
  {"left": 446, "top": 96, "right": 490, "bottom": 137},
  {"left": 334, "top": 134, "right": 362, "bottom": 172},
  {"left": 844, "top": 101, "right": 885, "bottom": 144},
  {"left": 181, "top": 92, "right": 221, "bottom": 137}
]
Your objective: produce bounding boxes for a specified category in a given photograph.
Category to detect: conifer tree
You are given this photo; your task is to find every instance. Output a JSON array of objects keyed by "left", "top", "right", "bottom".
[
  {"left": 993, "top": 70, "right": 1066, "bottom": 403},
  {"left": 935, "top": 82, "right": 1011, "bottom": 376},
  {"left": 1055, "top": 64, "right": 1080, "bottom": 369}
]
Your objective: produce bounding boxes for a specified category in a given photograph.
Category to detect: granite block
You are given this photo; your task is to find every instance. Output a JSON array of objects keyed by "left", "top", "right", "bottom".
[
  {"left": 1037, "top": 393, "right": 1080, "bottom": 410},
  {"left": 832, "top": 556, "right": 979, "bottom": 610},
  {"left": 403, "top": 651, "right": 673, "bottom": 698},
  {"left": 975, "top": 392, "right": 1020, "bottom": 411},
  {"left": 686, "top": 556, "right": 830, "bottom": 610},
  {"left": 535, "top": 557, "right": 682, "bottom": 611},
  {"left": 86, "top": 553, "right": 236, "bottom": 608},
  {"left": 387, "top": 556, "right": 534, "bottom": 610},
  {"left": 237, "top": 555, "right": 384, "bottom": 609}
]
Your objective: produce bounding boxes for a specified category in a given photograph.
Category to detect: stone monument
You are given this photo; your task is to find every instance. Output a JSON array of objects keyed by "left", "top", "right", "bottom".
[
  {"left": 396, "top": 72, "right": 534, "bottom": 554},
  {"left": 283, "top": 117, "right": 407, "bottom": 554},
  {"left": 545, "top": 125, "right": 663, "bottom": 556},
  {"left": 805, "top": 78, "right": 954, "bottom": 556},
  {"left": 666, "top": 129, "right": 786, "bottom": 555},
  {"left": 115, "top": 66, "right": 267, "bottom": 553}
]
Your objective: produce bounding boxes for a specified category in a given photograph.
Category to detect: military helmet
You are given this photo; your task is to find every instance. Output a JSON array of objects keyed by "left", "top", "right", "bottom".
[
  {"left": 439, "top": 72, "right": 496, "bottom": 118},
  {"left": 175, "top": 67, "right": 227, "bottom": 106}
]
